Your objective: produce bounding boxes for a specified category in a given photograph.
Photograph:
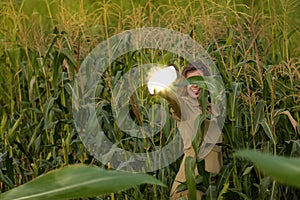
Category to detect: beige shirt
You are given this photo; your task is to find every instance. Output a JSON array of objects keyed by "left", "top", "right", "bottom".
[
  {"left": 172, "top": 96, "right": 200, "bottom": 150},
  {"left": 158, "top": 85, "right": 223, "bottom": 173},
  {"left": 158, "top": 87, "right": 222, "bottom": 155}
]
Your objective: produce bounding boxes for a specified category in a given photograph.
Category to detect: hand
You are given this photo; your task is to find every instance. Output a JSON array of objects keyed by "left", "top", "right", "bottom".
[{"left": 147, "top": 65, "right": 178, "bottom": 95}]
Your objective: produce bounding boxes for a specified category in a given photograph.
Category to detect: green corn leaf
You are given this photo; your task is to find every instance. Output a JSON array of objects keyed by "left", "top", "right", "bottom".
[
  {"left": 261, "top": 119, "right": 276, "bottom": 145},
  {"left": 242, "top": 166, "right": 254, "bottom": 177},
  {"left": 217, "top": 182, "right": 229, "bottom": 200},
  {"left": 235, "top": 150, "right": 300, "bottom": 189},
  {"left": 43, "top": 97, "right": 57, "bottom": 129},
  {"left": 8, "top": 115, "right": 23, "bottom": 144},
  {"left": 253, "top": 100, "right": 265, "bottom": 135},
  {"left": 185, "top": 156, "right": 197, "bottom": 200},
  {"left": 0, "top": 165, "right": 165, "bottom": 200}
]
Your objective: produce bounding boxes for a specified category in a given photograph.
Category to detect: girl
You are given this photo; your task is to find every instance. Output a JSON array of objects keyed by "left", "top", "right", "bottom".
[{"left": 149, "top": 62, "right": 223, "bottom": 199}]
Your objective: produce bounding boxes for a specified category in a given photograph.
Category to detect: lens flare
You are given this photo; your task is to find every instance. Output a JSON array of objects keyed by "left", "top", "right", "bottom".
[{"left": 147, "top": 65, "right": 177, "bottom": 94}]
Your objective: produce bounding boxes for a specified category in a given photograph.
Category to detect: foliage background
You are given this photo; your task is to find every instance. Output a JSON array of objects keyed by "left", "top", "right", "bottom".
[{"left": 0, "top": 0, "right": 299, "bottom": 199}]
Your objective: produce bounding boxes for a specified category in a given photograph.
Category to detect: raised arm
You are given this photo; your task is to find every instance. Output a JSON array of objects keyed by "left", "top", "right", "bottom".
[
  {"left": 147, "top": 65, "right": 182, "bottom": 120},
  {"left": 157, "top": 87, "right": 181, "bottom": 120}
]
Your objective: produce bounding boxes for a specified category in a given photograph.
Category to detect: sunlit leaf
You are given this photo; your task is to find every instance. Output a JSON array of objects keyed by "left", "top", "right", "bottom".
[
  {"left": 236, "top": 150, "right": 300, "bottom": 188},
  {"left": 0, "top": 165, "right": 165, "bottom": 200}
]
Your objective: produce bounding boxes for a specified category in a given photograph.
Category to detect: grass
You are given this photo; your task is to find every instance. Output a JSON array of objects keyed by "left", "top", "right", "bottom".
[{"left": 0, "top": 0, "right": 299, "bottom": 199}]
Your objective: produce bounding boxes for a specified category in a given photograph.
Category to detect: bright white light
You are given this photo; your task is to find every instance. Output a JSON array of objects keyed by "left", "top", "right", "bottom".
[{"left": 147, "top": 65, "right": 177, "bottom": 94}]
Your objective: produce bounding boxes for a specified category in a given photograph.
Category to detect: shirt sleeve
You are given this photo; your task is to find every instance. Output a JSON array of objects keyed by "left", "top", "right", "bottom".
[{"left": 157, "top": 87, "right": 181, "bottom": 120}]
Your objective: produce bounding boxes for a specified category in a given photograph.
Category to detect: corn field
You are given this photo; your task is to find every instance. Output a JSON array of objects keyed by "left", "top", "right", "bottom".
[{"left": 0, "top": 0, "right": 299, "bottom": 199}]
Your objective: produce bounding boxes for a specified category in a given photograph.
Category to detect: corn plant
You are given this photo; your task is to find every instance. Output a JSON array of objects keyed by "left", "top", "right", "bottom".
[{"left": 0, "top": 0, "right": 299, "bottom": 199}]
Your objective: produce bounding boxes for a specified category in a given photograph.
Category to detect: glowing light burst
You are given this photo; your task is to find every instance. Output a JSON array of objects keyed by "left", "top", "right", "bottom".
[{"left": 147, "top": 65, "right": 177, "bottom": 94}]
